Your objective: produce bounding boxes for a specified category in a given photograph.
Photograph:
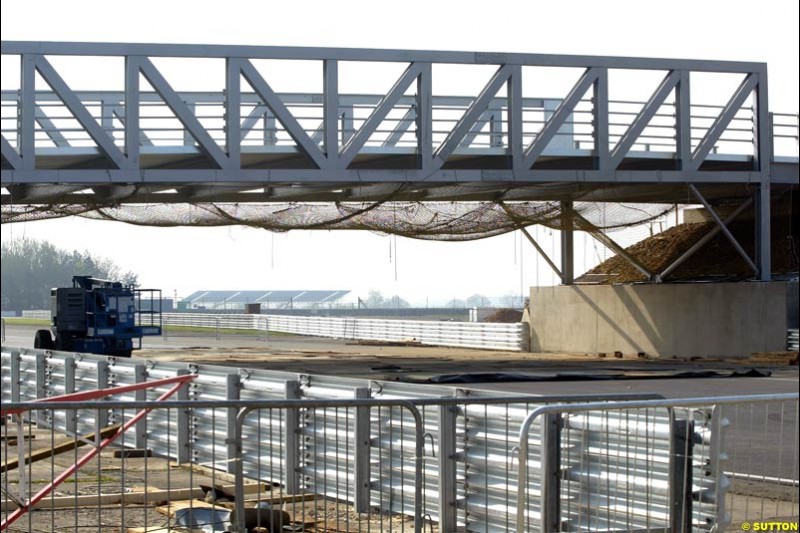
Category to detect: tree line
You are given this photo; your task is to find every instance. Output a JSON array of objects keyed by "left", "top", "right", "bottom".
[{"left": 1, "top": 238, "right": 138, "bottom": 311}]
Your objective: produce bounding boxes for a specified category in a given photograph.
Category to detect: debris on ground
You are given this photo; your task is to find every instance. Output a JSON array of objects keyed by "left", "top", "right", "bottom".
[
  {"left": 348, "top": 338, "right": 422, "bottom": 347},
  {"left": 745, "top": 351, "right": 799, "bottom": 366}
]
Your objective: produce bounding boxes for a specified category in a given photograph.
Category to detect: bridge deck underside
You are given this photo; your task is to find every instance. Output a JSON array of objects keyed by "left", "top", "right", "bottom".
[{"left": 2, "top": 179, "right": 794, "bottom": 206}]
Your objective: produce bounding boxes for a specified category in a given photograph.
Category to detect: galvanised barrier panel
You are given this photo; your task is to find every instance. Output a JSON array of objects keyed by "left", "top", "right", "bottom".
[
  {"left": 0, "top": 350, "right": 12, "bottom": 404},
  {"left": 8, "top": 345, "right": 791, "bottom": 532},
  {"left": 19, "top": 310, "right": 49, "bottom": 319},
  {"left": 789, "top": 329, "right": 799, "bottom": 351},
  {"left": 517, "top": 395, "right": 799, "bottom": 533},
  {"left": 238, "top": 368, "right": 298, "bottom": 485},
  {"left": 161, "top": 312, "right": 528, "bottom": 351},
  {"left": 2, "top": 399, "right": 425, "bottom": 533}
]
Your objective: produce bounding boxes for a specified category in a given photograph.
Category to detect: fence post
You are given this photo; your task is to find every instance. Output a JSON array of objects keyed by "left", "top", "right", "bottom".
[
  {"left": 63, "top": 357, "right": 77, "bottom": 434},
  {"left": 134, "top": 364, "right": 148, "bottom": 448},
  {"left": 10, "top": 349, "right": 20, "bottom": 402},
  {"left": 438, "top": 398, "right": 458, "bottom": 532},
  {"left": 540, "top": 413, "right": 562, "bottom": 532},
  {"left": 709, "top": 406, "right": 732, "bottom": 527},
  {"left": 176, "top": 368, "right": 192, "bottom": 464},
  {"left": 96, "top": 360, "right": 109, "bottom": 430},
  {"left": 35, "top": 352, "right": 48, "bottom": 425},
  {"left": 226, "top": 372, "right": 241, "bottom": 474},
  {"left": 284, "top": 380, "right": 301, "bottom": 494},
  {"left": 354, "top": 386, "right": 372, "bottom": 513},
  {"left": 670, "top": 417, "right": 694, "bottom": 533},
  {"left": 232, "top": 405, "right": 247, "bottom": 533}
]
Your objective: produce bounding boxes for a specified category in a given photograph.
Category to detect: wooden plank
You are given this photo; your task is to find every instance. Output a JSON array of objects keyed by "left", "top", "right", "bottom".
[
  {"left": 242, "top": 492, "right": 320, "bottom": 504},
  {"left": 0, "top": 424, "right": 121, "bottom": 473},
  {"left": 1, "top": 487, "right": 202, "bottom": 512},
  {"left": 0, "top": 483, "right": 270, "bottom": 511},
  {"left": 156, "top": 499, "right": 227, "bottom": 517},
  {"left": 179, "top": 462, "right": 240, "bottom": 484},
  {"left": 125, "top": 526, "right": 206, "bottom": 533}
]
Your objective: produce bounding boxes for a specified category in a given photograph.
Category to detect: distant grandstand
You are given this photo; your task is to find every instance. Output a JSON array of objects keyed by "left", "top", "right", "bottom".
[{"left": 181, "top": 290, "right": 351, "bottom": 310}]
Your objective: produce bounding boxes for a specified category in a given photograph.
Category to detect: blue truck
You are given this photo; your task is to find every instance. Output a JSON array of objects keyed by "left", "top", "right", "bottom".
[{"left": 33, "top": 276, "right": 162, "bottom": 357}]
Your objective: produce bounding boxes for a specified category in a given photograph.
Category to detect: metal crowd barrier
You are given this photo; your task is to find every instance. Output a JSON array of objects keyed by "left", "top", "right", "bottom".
[
  {"left": 788, "top": 329, "right": 799, "bottom": 352},
  {"left": 517, "top": 394, "right": 799, "bottom": 532},
  {"left": 2, "top": 346, "right": 798, "bottom": 532},
  {"left": 161, "top": 312, "right": 528, "bottom": 351},
  {"left": 12, "top": 309, "right": 527, "bottom": 350},
  {"left": 2, "top": 346, "right": 655, "bottom": 532},
  {"left": 2, "top": 399, "right": 422, "bottom": 533}
]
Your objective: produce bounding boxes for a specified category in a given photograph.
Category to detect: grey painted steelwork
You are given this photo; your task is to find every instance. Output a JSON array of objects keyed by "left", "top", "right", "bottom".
[{"left": 1, "top": 41, "right": 796, "bottom": 285}]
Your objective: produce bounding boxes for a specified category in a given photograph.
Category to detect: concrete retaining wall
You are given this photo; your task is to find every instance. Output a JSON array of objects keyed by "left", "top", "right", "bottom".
[{"left": 529, "top": 282, "right": 789, "bottom": 358}]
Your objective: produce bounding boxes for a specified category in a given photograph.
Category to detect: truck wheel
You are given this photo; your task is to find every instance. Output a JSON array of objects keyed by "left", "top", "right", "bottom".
[{"left": 34, "top": 330, "right": 55, "bottom": 350}]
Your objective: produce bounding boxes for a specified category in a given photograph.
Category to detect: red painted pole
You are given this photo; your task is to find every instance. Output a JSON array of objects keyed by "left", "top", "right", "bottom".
[
  {"left": 1, "top": 374, "right": 196, "bottom": 416},
  {"left": 1, "top": 374, "right": 196, "bottom": 530}
]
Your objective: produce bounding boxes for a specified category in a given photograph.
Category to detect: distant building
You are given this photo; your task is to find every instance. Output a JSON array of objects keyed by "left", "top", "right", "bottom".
[
  {"left": 137, "top": 298, "right": 174, "bottom": 313},
  {"left": 180, "top": 290, "right": 350, "bottom": 311}
]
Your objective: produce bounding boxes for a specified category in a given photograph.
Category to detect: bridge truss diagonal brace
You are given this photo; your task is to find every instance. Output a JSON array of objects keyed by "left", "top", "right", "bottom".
[
  {"left": 573, "top": 210, "right": 656, "bottom": 282},
  {"left": 609, "top": 70, "right": 681, "bottom": 170},
  {"left": 137, "top": 57, "right": 233, "bottom": 170},
  {"left": 431, "top": 64, "right": 513, "bottom": 171},
  {"left": 33, "top": 56, "right": 128, "bottom": 169},
  {"left": 689, "top": 184, "right": 758, "bottom": 274},
  {"left": 689, "top": 73, "right": 759, "bottom": 171},
  {"left": 656, "top": 196, "right": 754, "bottom": 282},
  {"left": 521, "top": 67, "right": 602, "bottom": 170},
  {"left": 237, "top": 59, "right": 328, "bottom": 170},
  {"left": 339, "top": 62, "right": 425, "bottom": 169},
  {"left": 1, "top": 135, "right": 21, "bottom": 169},
  {"left": 34, "top": 105, "right": 70, "bottom": 147}
]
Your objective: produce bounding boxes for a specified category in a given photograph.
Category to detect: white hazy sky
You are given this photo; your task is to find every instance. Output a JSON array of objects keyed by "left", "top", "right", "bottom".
[{"left": 1, "top": 0, "right": 798, "bottom": 305}]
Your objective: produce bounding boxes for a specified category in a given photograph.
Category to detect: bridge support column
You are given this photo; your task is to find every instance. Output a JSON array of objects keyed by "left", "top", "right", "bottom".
[
  {"left": 560, "top": 201, "right": 574, "bottom": 285},
  {"left": 756, "top": 181, "right": 771, "bottom": 281}
]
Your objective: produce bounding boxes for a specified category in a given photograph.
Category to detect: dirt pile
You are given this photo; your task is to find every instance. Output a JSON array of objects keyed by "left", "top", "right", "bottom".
[
  {"left": 482, "top": 308, "right": 523, "bottom": 323},
  {"left": 579, "top": 202, "right": 798, "bottom": 283}
]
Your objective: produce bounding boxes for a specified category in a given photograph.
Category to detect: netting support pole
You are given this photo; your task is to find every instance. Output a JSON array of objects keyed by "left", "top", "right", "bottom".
[
  {"left": 754, "top": 68, "right": 772, "bottom": 282},
  {"left": 560, "top": 201, "right": 574, "bottom": 285},
  {"left": 755, "top": 181, "right": 772, "bottom": 281}
]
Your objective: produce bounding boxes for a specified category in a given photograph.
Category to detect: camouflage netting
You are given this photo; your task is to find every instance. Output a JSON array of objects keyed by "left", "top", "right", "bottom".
[{"left": 0, "top": 201, "right": 675, "bottom": 241}]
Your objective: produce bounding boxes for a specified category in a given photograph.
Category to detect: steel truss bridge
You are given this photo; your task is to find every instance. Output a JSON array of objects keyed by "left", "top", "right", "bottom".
[{"left": 1, "top": 42, "right": 797, "bottom": 282}]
